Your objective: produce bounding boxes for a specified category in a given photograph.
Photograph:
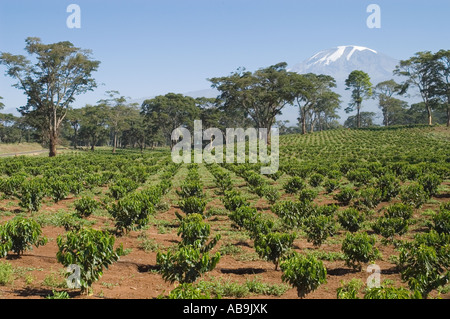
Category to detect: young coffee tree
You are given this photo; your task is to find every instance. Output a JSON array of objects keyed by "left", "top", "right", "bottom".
[
  {"left": 303, "top": 215, "right": 336, "bottom": 247},
  {"left": 254, "top": 232, "right": 296, "bottom": 270},
  {"left": 57, "top": 228, "right": 124, "bottom": 294},
  {"left": 0, "top": 217, "right": 47, "bottom": 256},
  {"left": 341, "top": 232, "right": 380, "bottom": 271},
  {"left": 280, "top": 252, "right": 327, "bottom": 298}
]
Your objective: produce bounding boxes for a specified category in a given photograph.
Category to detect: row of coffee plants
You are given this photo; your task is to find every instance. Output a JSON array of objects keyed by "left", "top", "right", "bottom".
[{"left": 156, "top": 164, "right": 222, "bottom": 298}]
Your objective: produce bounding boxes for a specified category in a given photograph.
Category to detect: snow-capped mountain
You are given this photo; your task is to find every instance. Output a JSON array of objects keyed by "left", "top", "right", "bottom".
[
  {"left": 278, "top": 45, "right": 405, "bottom": 125},
  {"left": 289, "top": 45, "right": 398, "bottom": 83}
]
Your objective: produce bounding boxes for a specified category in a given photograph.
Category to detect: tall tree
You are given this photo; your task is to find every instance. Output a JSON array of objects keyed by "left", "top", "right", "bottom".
[
  {"left": 141, "top": 93, "right": 200, "bottom": 148},
  {"left": 345, "top": 70, "right": 373, "bottom": 129},
  {"left": 344, "top": 112, "right": 376, "bottom": 129},
  {"left": 209, "top": 63, "right": 294, "bottom": 142},
  {"left": 434, "top": 50, "right": 450, "bottom": 127},
  {"left": 98, "top": 91, "right": 135, "bottom": 153},
  {"left": 66, "top": 108, "right": 83, "bottom": 149},
  {"left": 394, "top": 51, "right": 439, "bottom": 126},
  {"left": 79, "top": 104, "right": 109, "bottom": 151},
  {"left": 374, "top": 79, "right": 402, "bottom": 126},
  {"left": 0, "top": 37, "right": 100, "bottom": 156}
]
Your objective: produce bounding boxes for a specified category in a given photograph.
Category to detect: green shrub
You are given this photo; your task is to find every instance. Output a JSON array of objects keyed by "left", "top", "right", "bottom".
[
  {"left": 372, "top": 217, "right": 409, "bottom": 241},
  {"left": 400, "top": 183, "right": 429, "bottom": 208},
  {"left": 229, "top": 206, "right": 257, "bottom": 229},
  {"left": 333, "top": 187, "right": 357, "bottom": 206},
  {"left": 254, "top": 232, "right": 296, "bottom": 270},
  {"left": 280, "top": 252, "right": 327, "bottom": 298},
  {"left": 57, "top": 228, "right": 123, "bottom": 294},
  {"left": 384, "top": 203, "right": 414, "bottom": 220},
  {"left": 341, "top": 232, "right": 380, "bottom": 271},
  {"left": 324, "top": 179, "right": 340, "bottom": 193},
  {"left": 109, "top": 193, "right": 155, "bottom": 233},
  {"left": 398, "top": 241, "right": 449, "bottom": 299},
  {"left": 0, "top": 262, "right": 14, "bottom": 286},
  {"left": 298, "top": 188, "right": 318, "bottom": 203},
  {"left": 418, "top": 174, "right": 442, "bottom": 197},
  {"left": 430, "top": 210, "right": 450, "bottom": 234},
  {"left": 271, "top": 201, "right": 303, "bottom": 228},
  {"left": 166, "top": 283, "right": 212, "bottom": 299},
  {"left": 0, "top": 174, "right": 26, "bottom": 197},
  {"left": 179, "top": 196, "right": 207, "bottom": 216},
  {"left": 338, "top": 208, "right": 365, "bottom": 232},
  {"left": 19, "top": 178, "right": 46, "bottom": 212},
  {"left": 303, "top": 215, "right": 336, "bottom": 247},
  {"left": 177, "top": 214, "right": 220, "bottom": 251},
  {"left": 0, "top": 217, "right": 47, "bottom": 256},
  {"left": 48, "top": 179, "right": 70, "bottom": 203},
  {"left": 284, "top": 177, "right": 306, "bottom": 194},
  {"left": 157, "top": 245, "right": 221, "bottom": 284},
  {"left": 336, "top": 278, "right": 363, "bottom": 299},
  {"left": 74, "top": 196, "right": 99, "bottom": 218},
  {"left": 263, "top": 186, "right": 281, "bottom": 205},
  {"left": 309, "top": 173, "right": 324, "bottom": 187},
  {"left": 358, "top": 187, "right": 382, "bottom": 209},
  {"left": 346, "top": 168, "right": 372, "bottom": 186},
  {"left": 376, "top": 174, "right": 400, "bottom": 201},
  {"left": 364, "top": 280, "right": 420, "bottom": 299},
  {"left": 177, "top": 181, "right": 204, "bottom": 199},
  {"left": 223, "top": 191, "right": 248, "bottom": 212}
]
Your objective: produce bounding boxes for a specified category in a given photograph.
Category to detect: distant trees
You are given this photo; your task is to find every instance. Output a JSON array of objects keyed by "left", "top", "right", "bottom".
[
  {"left": 210, "top": 62, "right": 294, "bottom": 142},
  {"left": 345, "top": 70, "right": 373, "bottom": 129},
  {"left": 0, "top": 37, "right": 100, "bottom": 156},
  {"left": 290, "top": 73, "right": 341, "bottom": 134}
]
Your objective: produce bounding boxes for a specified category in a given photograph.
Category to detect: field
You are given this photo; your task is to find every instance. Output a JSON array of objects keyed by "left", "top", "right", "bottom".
[{"left": 0, "top": 126, "right": 449, "bottom": 299}]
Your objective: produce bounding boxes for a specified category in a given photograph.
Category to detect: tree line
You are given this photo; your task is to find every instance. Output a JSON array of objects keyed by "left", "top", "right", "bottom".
[{"left": 0, "top": 38, "right": 449, "bottom": 156}]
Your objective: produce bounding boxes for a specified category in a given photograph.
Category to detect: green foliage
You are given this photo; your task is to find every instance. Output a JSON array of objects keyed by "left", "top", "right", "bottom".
[
  {"left": 372, "top": 217, "right": 409, "bottom": 241},
  {"left": 108, "top": 178, "right": 138, "bottom": 200},
  {"left": 358, "top": 187, "right": 382, "bottom": 209},
  {"left": 48, "top": 178, "right": 70, "bottom": 203},
  {"left": 284, "top": 177, "right": 306, "bottom": 194},
  {"left": 109, "top": 192, "right": 155, "bottom": 233},
  {"left": 303, "top": 215, "right": 336, "bottom": 247},
  {"left": 298, "top": 188, "right": 318, "bottom": 203},
  {"left": 263, "top": 186, "right": 281, "bottom": 205},
  {"left": 222, "top": 190, "right": 248, "bottom": 212},
  {"left": 385, "top": 203, "right": 414, "bottom": 220},
  {"left": 0, "top": 217, "right": 47, "bottom": 256},
  {"left": 418, "top": 174, "right": 442, "bottom": 197},
  {"left": 74, "top": 196, "right": 100, "bottom": 218},
  {"left": 46, "top": 290, "right": 71, "bottom": 299},
  {"left": 400, "top": 183, "right": 429, "bottom": 208},
  {"left": 177, "top": 181, "right": 204, "bottom": 199},
  {"left": 0, "top": 261, "right": 14, "bottom": 286},
  {"left": 364, "top": 280, "right": 420, "bottom": 299},
  {"left": 165, "top": 283, "right": 212, "bottom": 299},
  {"left": 376, "top": 174, "right": 400, "bottom": 201},
  {"left": 280, "top": 252, "right": 327, "bottom": 298},
  {"left": 397, "top": 231, "right": 449, "bottom": 298},
  {"left": 346, "top": 168, "right": 372, "bottom": 186},
  {"left": 333, "top": 187, "right": 357, "bottom": 206},
  {"left": 0, "top": 174, "right": 26, "bottom": 197},
  {"left": 56, "top": 228, "right": 123, "bottom": 293},
  {"left": 156, "top": 245, "right": 221, "bottom": 284},
  {"left": 19, "top": 178, "right": 46, "bottom": 212},
  {"left": 338, "top": 208, "right": 365, "bottom": 232},
  {"left": 254, "top": 232, "right": 296, "bottom": 270},
  {"left": 430, "top": 210, "right": 450, "bottom": 234},
  {"left": 341, "top": 232, "right": 380, "bottom": 270},
  {"left": 177, "top": 214, "right": 220, "bottom": 252},
  {"left": 179, "top": 196, "right": 207, "bottom": 216},
  {"left": 309, "top": 173, "right": 324, "bottom": 187},
  {"left": 229, "top": 206, "right": 257, "bottom": 229},
  {"left": 336, "top": 278, "right": 363, "bottom": 299},
  {"left": 324, "top": 179, "right": 340, "bottom": 193}
]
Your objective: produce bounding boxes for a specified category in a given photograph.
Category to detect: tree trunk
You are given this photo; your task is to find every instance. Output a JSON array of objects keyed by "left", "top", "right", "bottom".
[
  {"left": 49, "top": 132, "right": 57, "bottom": 157},
  {"left": 447, "top": 103, "right": 450, "bottom": 127},
  {"left": 300, "top": 108, "right": 307, "bottom": 135},
  {"left": 426, "top": 104, "right": 433, "bottom": 125},
  {"left": 357, "top": 104, "right": 361, "bottom": 128},
  {"left": 113, "top": 132, "right": 117, "bottom": 153}
]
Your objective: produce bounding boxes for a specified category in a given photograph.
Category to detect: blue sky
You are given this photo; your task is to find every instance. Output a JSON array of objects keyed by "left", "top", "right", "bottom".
[{"left": 1, "top": 0, "right": 449, "bottom": 115}]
